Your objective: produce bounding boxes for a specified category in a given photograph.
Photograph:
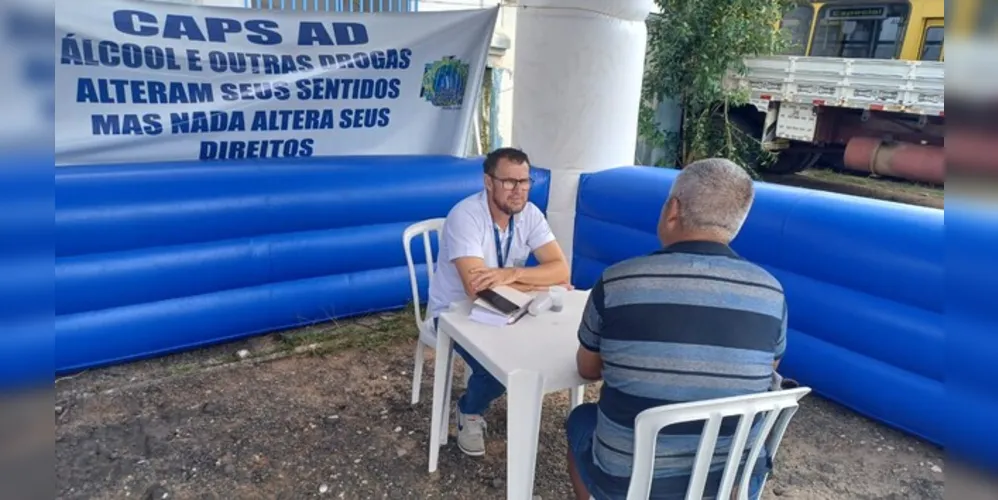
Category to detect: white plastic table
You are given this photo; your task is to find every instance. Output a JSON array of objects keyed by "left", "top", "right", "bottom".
[{"left": 427, "top": 289, "right": 592, "bottom": 500}]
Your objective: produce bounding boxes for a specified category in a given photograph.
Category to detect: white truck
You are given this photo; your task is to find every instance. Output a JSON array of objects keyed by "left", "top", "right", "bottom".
[{"left": 724, "top": 55, "right": 945, "bottom": 184}]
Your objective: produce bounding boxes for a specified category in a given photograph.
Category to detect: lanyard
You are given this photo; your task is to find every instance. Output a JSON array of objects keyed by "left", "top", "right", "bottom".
[{"left": 493, "top": 216, "right": 514, "bottom": 268}]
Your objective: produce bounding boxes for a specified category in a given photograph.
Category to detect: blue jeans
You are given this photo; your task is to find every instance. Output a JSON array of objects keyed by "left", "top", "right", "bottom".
[
  {"left": 434, "top": 318, "right": 506, "bottom": 415},
  {"left": 566, "top": 404, "right": 766, "bottom": 500}
]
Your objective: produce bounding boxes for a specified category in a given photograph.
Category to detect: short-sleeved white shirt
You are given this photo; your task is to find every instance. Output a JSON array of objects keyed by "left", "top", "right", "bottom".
[{"left": 427, "top": 190, "right": 556, "bottom": 320}]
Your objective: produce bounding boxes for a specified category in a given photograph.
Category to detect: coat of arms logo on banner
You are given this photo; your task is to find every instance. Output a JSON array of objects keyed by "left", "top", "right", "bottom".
[{"left": 420, "top": 56, "right": 469, "bottom": 110}]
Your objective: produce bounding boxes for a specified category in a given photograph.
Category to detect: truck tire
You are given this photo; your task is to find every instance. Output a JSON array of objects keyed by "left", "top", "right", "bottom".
[{"left": 767, "top": 150, "right": 821, "bottom": 174}]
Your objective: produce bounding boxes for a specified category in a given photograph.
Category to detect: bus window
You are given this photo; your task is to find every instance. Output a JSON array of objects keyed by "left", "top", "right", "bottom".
[
  {"left": 920, "top": 26, "right": 944, "bottom": 61},
  {"left": 779, "top": 5, "right": 815, "bottom": 55},
  {"left": 808, "top": 3, "right": 911, "bottom": 59}
]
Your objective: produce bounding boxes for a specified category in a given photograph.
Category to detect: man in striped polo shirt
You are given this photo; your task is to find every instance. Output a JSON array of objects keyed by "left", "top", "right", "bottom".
[{"left": 566, "top": 158, "right": 787, "bottom": 500}]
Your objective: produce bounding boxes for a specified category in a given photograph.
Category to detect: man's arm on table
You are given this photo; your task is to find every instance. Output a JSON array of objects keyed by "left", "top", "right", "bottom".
[
  {"left": 442, "top": 209, "right": 492, "bottom": 299},
  {"left": 464, "top": 249, "right": 571, "bottom": 294},
  {"left": 511, "top": 240, "right": 570, "bottom": 286},
  {"left": 470, "top": 208, "right": 570, "bottom": 291},
  {"left": 576, "top": 278, "right": 605, "bottom": 380},
  {"left": 443, "top": 215, "right": 550, "bottom": 296},
  {"left": 506, "top": 242, "right": 573, "bottom": 292}
]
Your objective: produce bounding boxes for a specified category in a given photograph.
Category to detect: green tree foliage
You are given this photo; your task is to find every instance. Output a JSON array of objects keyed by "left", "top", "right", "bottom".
[
  {"left": 479, "top": 68, "right": 494, "bottom": 154},
  {"left": 639, "top": 0, "right": 798, "bottom": 173}
]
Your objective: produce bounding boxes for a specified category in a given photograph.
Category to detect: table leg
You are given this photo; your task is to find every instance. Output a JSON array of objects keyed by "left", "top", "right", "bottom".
[
  {"left": 441, "top": 354, "right": 454, "bottom": 446},
  {"left": 506, "top": 370, "right": 545, "bottom": 500},
  {"left": 569, "top": 386, "right": 584, "bottom": 410},
  {"left": 428, "top": 329, "right": 454, "bottom": 473}
]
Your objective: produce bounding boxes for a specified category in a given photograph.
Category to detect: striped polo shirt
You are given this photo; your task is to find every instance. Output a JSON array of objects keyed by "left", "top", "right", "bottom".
[{"left": 578, "top": 240, "right": 787, "bottom": 500}]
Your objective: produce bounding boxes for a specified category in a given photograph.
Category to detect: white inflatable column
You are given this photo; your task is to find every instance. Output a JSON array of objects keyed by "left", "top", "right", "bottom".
[{"left": 512, "top": 0, "right": 654, "bottom": 268}]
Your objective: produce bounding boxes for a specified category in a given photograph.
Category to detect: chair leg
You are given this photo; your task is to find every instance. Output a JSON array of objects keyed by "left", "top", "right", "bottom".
[
  {"left": 411, "top": 341, "right": 425, "bottom": 405},
  {"left": 569, "top": 385, "right": 584, "bottom": 409}
]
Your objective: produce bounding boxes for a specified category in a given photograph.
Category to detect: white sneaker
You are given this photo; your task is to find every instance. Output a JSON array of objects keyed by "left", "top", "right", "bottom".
[{"left": 456, "top": 410, "right": 487, "bottom": 457}]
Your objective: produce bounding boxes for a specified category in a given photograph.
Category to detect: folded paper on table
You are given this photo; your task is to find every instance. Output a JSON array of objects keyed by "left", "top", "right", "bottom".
[{"left": 470, "top": 285, "right": 534, "bottom": 326}]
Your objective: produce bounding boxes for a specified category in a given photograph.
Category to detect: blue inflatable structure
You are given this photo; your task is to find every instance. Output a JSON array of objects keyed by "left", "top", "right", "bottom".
[
  {"left": 46, "top": 156, "right": 998, "bottom": 471},
  {"left": 55, "top": 156, "right": 550, "bottom": 374},
  {"left": 573, "top": 166, "right": 946, "bottom": 448}
]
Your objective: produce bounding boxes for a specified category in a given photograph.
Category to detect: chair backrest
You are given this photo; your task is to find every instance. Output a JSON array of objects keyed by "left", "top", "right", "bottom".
[
  {"left": 626, "top": 387, "right": 811, "bottom": 500},
  {"left": 402, "top": 218, "right": 446, "bottom": 327}
]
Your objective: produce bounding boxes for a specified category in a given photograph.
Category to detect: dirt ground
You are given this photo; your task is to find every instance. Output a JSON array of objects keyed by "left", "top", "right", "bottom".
[
  {"left": 761, "top": 168, "right": 943, "bottom": 209},
  {"left": 55, "top": 312, "right": 945, "bottom": 500}
]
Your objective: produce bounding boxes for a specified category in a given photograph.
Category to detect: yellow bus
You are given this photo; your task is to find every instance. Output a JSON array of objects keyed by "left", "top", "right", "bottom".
[{"left": 778, "top": 0, "right": 944, "bottom": 61}]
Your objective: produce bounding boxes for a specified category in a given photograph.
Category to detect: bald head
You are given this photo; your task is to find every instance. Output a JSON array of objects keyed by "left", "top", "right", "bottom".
[{"left": 658, "top": 158, "right": 755, "bottom": 245}]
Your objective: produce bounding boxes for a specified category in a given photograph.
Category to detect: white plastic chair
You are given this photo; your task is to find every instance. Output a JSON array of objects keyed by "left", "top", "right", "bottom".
[
  {"left": 403, "top": 218, "right": 470, "bottom": 405},
  {"left": 621, "top": 387, "right": 811, "bottom": 500}
]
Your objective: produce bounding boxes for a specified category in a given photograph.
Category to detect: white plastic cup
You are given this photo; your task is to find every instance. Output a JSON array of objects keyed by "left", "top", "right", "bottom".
[
  {"left": 549, "top": 285, "right": 567, "bottom": 312},
  {"left": 527, "top": 293, "right": 553, "bottom": 316}
]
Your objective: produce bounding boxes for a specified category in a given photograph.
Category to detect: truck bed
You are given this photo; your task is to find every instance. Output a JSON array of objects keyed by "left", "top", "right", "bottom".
[{"left": 725, "top": 56, "right": 944, "bottom": 117}]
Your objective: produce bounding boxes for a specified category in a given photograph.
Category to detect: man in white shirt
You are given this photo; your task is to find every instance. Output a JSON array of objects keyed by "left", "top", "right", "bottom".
[{"left": 427, "top": 147, "right": 570, "bottom": 457}]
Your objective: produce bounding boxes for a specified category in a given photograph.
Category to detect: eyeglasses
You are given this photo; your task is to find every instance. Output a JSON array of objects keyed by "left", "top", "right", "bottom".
[{"left": 490, "top": 174, "right": 532, "bottom": 190}]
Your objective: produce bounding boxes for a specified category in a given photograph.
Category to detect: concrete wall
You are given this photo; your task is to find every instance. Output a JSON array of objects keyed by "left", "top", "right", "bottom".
[{"left": 494, "top": 4, "right": 516, "bottom": 149}]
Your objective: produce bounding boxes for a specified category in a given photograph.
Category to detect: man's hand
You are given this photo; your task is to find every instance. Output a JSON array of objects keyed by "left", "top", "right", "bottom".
[
  {"left": 508, "top": 282, "right": 545, "bottom": 293},
  {"left": 469, "top": 267, "right": 522, "bottom": 292},
  {"left": 509, "top": 280, "right": 576, "bottom": 293}
]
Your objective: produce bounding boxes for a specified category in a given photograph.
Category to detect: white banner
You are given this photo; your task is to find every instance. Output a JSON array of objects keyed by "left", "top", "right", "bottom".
[{"left": 55, "top": 0, "right": 497, "bottom": 166}]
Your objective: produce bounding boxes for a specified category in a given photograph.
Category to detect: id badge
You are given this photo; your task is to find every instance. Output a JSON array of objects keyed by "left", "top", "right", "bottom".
[{"left": 513, "top": 257, "right": 528, "bottom": 268}]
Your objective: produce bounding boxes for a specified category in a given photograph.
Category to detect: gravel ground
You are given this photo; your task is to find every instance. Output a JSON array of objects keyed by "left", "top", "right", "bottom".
[{"left": 54, "top": 312, "right": 945, "bottom": 500}]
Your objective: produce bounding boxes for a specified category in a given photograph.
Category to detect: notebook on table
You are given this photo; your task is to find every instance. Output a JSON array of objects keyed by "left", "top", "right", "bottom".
[{"left": 469, "top": 285, "right": 534, "bottom": 326}]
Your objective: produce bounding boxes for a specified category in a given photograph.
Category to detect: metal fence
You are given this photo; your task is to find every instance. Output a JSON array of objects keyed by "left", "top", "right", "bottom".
[{"left": 245, "top": 0, "right": 418, "bottom": 12}]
